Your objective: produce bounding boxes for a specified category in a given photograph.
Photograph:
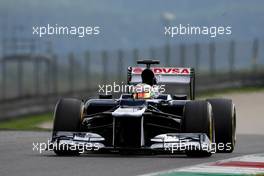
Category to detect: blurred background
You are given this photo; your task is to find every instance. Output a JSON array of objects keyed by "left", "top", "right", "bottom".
[{"left": 0, "top": 0, "right": 264, "bottom": 122}]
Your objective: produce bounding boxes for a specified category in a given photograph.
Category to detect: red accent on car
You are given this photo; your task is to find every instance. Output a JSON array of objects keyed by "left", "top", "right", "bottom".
[{"left": 131, "top": 67, "right": 191, "bottom": 75}]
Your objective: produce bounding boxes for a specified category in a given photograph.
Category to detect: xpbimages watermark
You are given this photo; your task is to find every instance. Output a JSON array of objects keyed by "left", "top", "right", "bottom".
[
  {"left": 98, "top": 82, "right": 166, "bottom": 94},
  {"left": 32, "top": 140, "right": 100, "bottom": 154},
  {"left": 32, "top": 24, "right": 100, "bottom": 37},
  {"left": 164, "top": 141, "right": 233, "bottom": 154},
  {"left": 164, "top": 24, "right": 232, "bottom": 38}
]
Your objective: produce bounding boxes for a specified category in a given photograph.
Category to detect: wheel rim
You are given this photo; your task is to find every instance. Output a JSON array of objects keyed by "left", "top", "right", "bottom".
[
  {"left": 208, "top": 103, "right": 214, "bottom": 142},
  {"left": 232, "top": 104, "right": 236, "bottom": 148}
]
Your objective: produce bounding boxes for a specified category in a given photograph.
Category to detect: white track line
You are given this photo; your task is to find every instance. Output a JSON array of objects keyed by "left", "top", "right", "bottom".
[{"left": 139, "top": 153, "right": 264, "bottom": 176}]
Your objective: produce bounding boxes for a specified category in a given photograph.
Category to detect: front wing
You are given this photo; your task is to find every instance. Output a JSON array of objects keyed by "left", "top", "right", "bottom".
[{"left": 49, "top": 132, "right": 213, "bottom": 154}]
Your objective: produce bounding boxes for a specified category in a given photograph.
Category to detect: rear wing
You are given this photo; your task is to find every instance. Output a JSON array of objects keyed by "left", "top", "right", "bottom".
[{"left": 127, "top": 66, "right": 195, "bottom": 99}]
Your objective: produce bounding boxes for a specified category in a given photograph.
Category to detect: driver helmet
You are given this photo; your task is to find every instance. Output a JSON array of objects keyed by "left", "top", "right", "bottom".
[{"left": 133, "top": 83, "right": 157, "bottom": 99}]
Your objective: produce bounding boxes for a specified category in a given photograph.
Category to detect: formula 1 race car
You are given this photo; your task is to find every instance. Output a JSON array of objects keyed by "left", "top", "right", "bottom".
[{"left": 50, "top": 60, "right": 236, "bottom": 157}]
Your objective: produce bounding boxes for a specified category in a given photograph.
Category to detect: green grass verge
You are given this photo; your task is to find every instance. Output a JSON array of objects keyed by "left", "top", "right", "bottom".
[
  {"left": 158, "top": 172, "right": 250, "bottom": 176},
  {"left": 0, "top": 113, "right": 52, "bottom": 131}
]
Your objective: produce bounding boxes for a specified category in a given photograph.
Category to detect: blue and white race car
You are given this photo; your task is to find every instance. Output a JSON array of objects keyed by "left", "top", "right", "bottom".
[{"left": 50, "top": 60, "right": 236, "bottom": 157}]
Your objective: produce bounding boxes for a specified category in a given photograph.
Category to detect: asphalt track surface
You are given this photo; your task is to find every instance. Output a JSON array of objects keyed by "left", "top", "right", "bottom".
[{"left": 0, "top": 91, "right": 264, "bottom": 176}]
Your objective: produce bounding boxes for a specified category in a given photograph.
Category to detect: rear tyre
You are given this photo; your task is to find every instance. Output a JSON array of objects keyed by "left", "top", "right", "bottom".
[
  {"left": 183, "top": 101, "right": 214, "bottom": 157},
  {"left": 207, "top": 99, "right": 236, "bottom": 153},
  {"left": 52, "top": 98, "right": 84, "bottom": 156}
]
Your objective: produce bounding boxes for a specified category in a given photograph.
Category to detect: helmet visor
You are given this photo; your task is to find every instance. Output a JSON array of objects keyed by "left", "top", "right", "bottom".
[{"left": 133, "top": 92, "right": 151, "bottom": 99}]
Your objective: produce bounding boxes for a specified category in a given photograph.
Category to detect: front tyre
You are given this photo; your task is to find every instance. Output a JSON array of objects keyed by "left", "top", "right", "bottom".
[
  {"left": 207, "top": 99, "right": 236, "bottom": 153},
  {"left": 52, "top": 98, "right": 84, "bottom": 156},
  {"left": 183, "top": 100, "right": 214, "bottom": 157}
]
